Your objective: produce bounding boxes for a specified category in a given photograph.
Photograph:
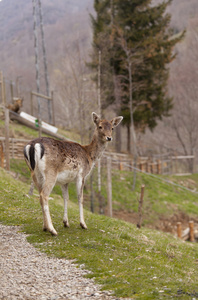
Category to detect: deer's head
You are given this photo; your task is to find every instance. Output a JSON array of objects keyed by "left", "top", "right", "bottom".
[{"left": 92, "top": 112, "right": 123, "bottom": 143}]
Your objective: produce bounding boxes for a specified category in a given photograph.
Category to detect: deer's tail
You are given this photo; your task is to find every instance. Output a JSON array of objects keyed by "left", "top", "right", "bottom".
[{"left": 24, "top": 142, "right": 45, "bottom": 171}]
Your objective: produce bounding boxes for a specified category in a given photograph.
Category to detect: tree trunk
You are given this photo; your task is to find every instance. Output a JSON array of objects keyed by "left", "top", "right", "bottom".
[
  {"left": 127, "top": 124, "right": 130, "bottom": 153},
  {"left": 115, "top": 125, "right": 121, "bottom": 152}
]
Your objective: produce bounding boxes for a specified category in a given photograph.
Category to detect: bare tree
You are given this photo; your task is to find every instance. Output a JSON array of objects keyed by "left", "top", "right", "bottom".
[
  {"left": 168, "top": 18, "right": 198, "bottom": 171},
  {"left": 54, "top": 39, "right": 97, "bottom": 143}
]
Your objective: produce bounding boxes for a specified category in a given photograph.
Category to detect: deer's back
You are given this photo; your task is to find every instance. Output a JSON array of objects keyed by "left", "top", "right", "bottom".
[{"left": 24, "top": 137, "right": 91, "bottom": 183}]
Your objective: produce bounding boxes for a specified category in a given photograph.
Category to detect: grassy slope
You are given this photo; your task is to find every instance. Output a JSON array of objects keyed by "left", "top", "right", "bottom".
[
  {"left": 5, "top": 114, "right": 198, "bottom": 226},
  {"left": 1, "top": 119, "right": 198, "bottom": 298},
  {"left": 111, "top": 171, "right": 198, "bottom": 224},
  {"left": 10, "top": 158, "right": 198, "bottom": 228},
  {"left": 1, "top": 166, "right": 198, "bottom": 299},
  {"left": 82, "top": 167, "right": 198, "bottom": 230}
]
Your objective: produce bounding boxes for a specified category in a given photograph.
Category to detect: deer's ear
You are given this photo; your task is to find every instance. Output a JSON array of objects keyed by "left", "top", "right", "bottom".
[
  {"left": 111, "top": 116, "right": 123, "bottom": 128},
  {"left": 92, "top": 112, "right": 100, "bottom": 125}
]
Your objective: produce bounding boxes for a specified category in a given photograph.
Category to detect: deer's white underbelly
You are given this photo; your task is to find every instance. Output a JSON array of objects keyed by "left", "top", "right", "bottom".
[{"left": 56, "top": 169, "right": 78, "bottom": 185}]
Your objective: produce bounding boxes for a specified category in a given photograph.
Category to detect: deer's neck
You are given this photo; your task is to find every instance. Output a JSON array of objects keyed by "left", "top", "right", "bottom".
[{"left": 85, "top": 132, "right": 107, "bottom": 164}]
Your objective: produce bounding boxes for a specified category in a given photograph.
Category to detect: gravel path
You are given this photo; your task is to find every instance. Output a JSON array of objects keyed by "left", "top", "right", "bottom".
[{"left": 0, "top": 224, "right": 118, "bottom": 300}]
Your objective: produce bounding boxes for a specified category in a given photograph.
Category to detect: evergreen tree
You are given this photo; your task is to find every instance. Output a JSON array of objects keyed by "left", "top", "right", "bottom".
[{"left": 90, "top": 0, "right": 184, "bottom": 151}]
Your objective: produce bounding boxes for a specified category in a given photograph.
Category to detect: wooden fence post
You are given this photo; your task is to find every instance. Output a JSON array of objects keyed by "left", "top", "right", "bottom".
[
  {"left": 0, "top": 142, "right": 4, "bottom": 168},
  {"left": 157, "top": 160, "right": 161, "bottom": 174},
  {"left": 177, "top": 222, "right": 182, "bottom": 239},
  {"left": 30, "top": 92, "right": 34, "bottom": 116},
  {"left": 90, "top": 173, "right": 94, "bottom": 213},
  {"left": 98, "top": 158, "right": 103, "bottom": 214},
  {"left": 10, "top": 81, "right": 14, "bottom": 101},
  {"left": 3, "top": 78, "right": 7, "bottom": 105},
  {"left": 139, "top": 162, "right": 143, "bottom": 172},
  {"left": 16, "top": 76, "right": 20, "bottom": 97},
  {"left": 119, "top": 162, "right": 123, "bottom": 171},
  {"left": 5, "top": 108, "right": 10, "bottom": 171},
  {"left": 189, "top": 221, "right": 195, "bottom": 242},
  {"left": 0, "top": 71, "right": 5, "bottom": 105},
  {"left": 137, "top": 185, "right": 145, "bottom": 228},
  {"left": 107, "top": 157, "right": 112, "bottom": 217},
  {"left": 51, "top": 91, "right": 55, "bottom": 126},
  {"left": 11, "top": 138, "right": 14, "bottom": 159},
  {"left": 146, "top": 161, "right": 149, "bottom": 173}
]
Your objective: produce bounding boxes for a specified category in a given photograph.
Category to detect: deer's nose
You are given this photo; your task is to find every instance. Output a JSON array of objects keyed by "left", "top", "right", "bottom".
[{"left": 106, "top": 137, "right": 112, "bottom": 141}]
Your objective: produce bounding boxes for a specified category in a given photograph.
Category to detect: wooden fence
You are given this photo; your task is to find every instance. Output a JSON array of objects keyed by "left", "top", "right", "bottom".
[
  {"left": 0, "top": 136, "right": 194, "bottom": 176},
  {"left": 0, "top": 137, "right": 27, "bottom": 167},
  {"left": 103, "top": 151, "right": 194, "bottom": 175}
]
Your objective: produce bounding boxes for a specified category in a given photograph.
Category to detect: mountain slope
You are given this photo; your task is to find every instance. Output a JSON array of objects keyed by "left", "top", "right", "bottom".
[
  {"left": 1, "top": 0, "right": 198, "bottom": 155},
  {"left": 1, "top": 165, "right": 198, "bottom": 299},
  {"left": 0, "top": 0, "right": 93, "bottom": 87}
]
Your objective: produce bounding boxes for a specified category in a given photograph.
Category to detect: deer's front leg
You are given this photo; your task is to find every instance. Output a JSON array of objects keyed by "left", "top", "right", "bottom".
[
  {"left": 61, "top": 184, "right": 70, "bottom": 228},
  {"left": 76, "top": 176, "right": 87, "bottom": 229}
]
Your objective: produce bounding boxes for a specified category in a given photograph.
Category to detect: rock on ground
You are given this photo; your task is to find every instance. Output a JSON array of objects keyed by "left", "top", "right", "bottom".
[{"left": 0, "top": 224, "right": 119, "bottom": 300}]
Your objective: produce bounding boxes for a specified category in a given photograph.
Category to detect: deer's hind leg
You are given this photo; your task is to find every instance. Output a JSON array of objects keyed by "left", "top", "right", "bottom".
[
  {"left": 61, "top": 183, "right": 70, "bottom": 228},
  {"left": 39, "top": 176, "right": 57, "bottom": 236}
]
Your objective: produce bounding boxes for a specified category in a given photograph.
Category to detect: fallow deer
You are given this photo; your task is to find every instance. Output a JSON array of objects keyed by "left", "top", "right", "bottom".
[
  {"left": 24, "top": 112, "right": 123, "bottom": 235},
  {"left": 7, "top": 97, "right": 23, "bottom": 113}
]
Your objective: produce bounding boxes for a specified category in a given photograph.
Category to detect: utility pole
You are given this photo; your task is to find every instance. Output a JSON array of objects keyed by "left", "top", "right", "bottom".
[
  {"left": 32, "top": 0, "right": 51, "bottom": 128},
  {"left": 97, "top": 50, "right": 103, "bottom": 214},
  {"left": 32, "top": 0, "right": 42, "bottom": 137},
  {"left": 128, "top": 58, "right": 138, "bottom": 190},
  {"left": 98, "top": 50, "right": 101, "bottom": 116},
  {"left": 38, "top": 0, "right": 51, "bottom": 123}
]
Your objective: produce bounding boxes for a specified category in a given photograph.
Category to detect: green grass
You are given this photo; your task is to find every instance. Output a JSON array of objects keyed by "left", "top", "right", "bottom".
[
  {"left": 1, "top": 165, "right": 198, "bottom": 299},
  {"left": 1, "top": 114, "right": 198, "bottom": 298},
  {"left": 90, "top": 167, "right": 198, "bottom": 227},
  {"left": 10, "top": 159, "right": 198, "bottom": 227}
]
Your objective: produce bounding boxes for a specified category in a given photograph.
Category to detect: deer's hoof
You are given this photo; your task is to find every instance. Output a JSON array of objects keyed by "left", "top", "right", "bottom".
[
  {"left": 80, "top": 222, "right": 87, "bottom": 229},
  {"left": 43, "top": 227, "right": 58, "bottom": 236},
  {"left": 50, "top": 229, "right": 58, "bottom": 236},
  {"left": 63, "top": 220, "right": 70, "bottom": 228}
]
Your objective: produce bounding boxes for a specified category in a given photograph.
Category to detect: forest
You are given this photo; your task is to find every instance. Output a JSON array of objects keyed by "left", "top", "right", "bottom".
[{"left": 0, "top": 0, "right": 198, "bottom": 169}]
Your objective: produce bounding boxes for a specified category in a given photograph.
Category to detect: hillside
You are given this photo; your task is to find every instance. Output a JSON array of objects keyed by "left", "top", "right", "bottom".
[
  {"left": 1, "top": 116, "right": 198, "bottom": 234},
  {"left": 1, "top": 0, "right": 198, "bottom": 81},
  {"left": 0, "top": 115, "right": 198, "bottom": 298},
  {"left": 1, "top": 163, "right": 198, "bottom": 299},
  {"left": 1, "top": 0, "right": 198, "bottom": 157},
  {"left": 1, "top": 2, "right": 198, "bottom": 297},
  {"left": 0, "top": 0, "right": 95, "bottom": 128},
  {"left": 0, "top": 0, "right": 93, "bottom": 84}
]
